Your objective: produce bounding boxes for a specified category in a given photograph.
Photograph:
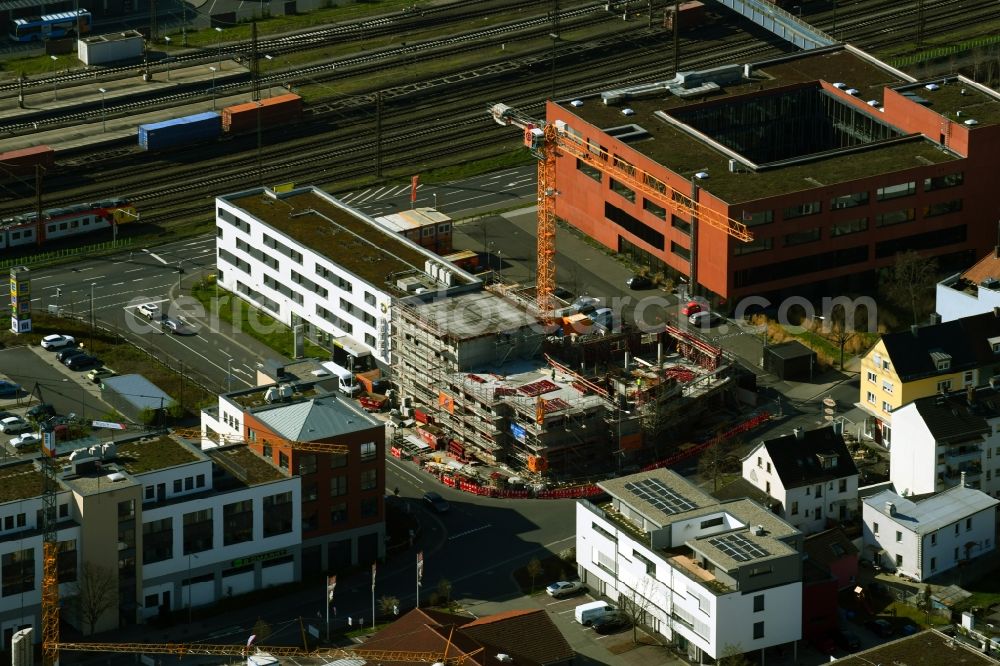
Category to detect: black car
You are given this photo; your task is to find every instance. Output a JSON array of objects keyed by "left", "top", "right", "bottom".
[
  {"left": 66, "top": 354, "right": 102, "bottom": 371},
  {"left": 591, "top": 612, "right": 631, "bottom": 635},
  {"left": 626, "top": 275, "right": 654, "bottom": 290},
  {"left": 422, "top": 491, "right": 450, "bottom": 513},
  {"left": 26, "top": 403, "right": 56, "bottom": 420},
  {"left": 864, "top": 618, "right": 894, "bottom": 638},
  {"left": 56, "top": 347, "right": 86, "bottom": 364},
  {"left": 834, "top": 629, "right": 861, "bottom": 651}
]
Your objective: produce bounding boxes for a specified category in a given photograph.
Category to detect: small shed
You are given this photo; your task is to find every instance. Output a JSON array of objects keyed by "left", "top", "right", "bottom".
[
  {"left": 764, "top": 341, "right": 817, "bottom": 381},
  {"left": 78, "top": 30, "right": 145, "bottom": 66},
  {"left": 100, "top": 374, "right": 175, "bottom": 424}
]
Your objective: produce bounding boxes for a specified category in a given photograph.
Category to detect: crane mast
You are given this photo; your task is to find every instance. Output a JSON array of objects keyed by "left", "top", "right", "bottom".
[{"left": 490, "top": 102, "right": 753, "bottom": 317}]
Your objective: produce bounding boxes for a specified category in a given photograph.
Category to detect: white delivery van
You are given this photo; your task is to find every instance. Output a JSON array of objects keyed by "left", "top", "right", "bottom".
[
  {"left": 321, "top": 361, "right": 362, "bottom": 397},
  {"left": 574, "top": 600, "right": 614, "bottom": 626}
]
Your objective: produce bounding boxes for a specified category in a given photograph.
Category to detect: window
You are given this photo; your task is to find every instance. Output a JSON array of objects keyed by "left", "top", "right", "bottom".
[
  {"left": 867, "top": 391, "right": 876, "bottom": 404},
  {"left": 643, "top": 199, "right": 666, "bottom": 220},
  {"left": 937, "top": 380, "right": 952, "bottom": 393},
  {"left": 360, "top": 469, "right": 377, "bottom": 491},
  {"left": 2, "top": 549, "right": 34, "bottom": 597},
  {"left": 895, "top": 554, "right": 903, "bottom": 567},
  {"left": 873, "top": 522, "right": 879, "bottom": 534},
  {"left": 815, "top": 507, "right": 822, "bottom": 520},
  {"left": 744, "top": 210, "right": 773, "bottom": 226},
  {"left": 896, "top": 530, "right": 902, "bottom": 542},
  {"left": 815, "top": 484, "right": 823, "bottom": 498},
  {"left": 784, "top": 201, "right": 821, "bottom": 219},
  {"left": 882, "top": 379, "right": 894, "bottom": 394},
  {"left": 839, "top": 479, "right": 847, "bottom": 493},
  {"left": 303, "top": 483, "right": 318, "bottom": 502},
  {"left": 361, "top": 442, "right": 377, "bottom": 462},
  {"left": 924, "top": 172, "right": 963, "bottom": 191},
  {"left": 592, "top": 523, "right": 618, "bottom": 542},
  {"left": 876, "top": 208, "right": 916, "bottom": 227},
  {"left": 633, "top": 550, "right": 656, "bottom": 575},
  {"left": 966, "top": 518, "right": 972, "bottom": 531},
  {"left": 784, "top": 227, "right": 821, "bottom": 246},
  {"left": 867, "top": 371, "right": 877, "bottom": 383},
  {"left": 766, "top": 462, "right": 771, "bottom": 473},
  {"left": 753, "top": 622, "right": 765, "bottom": 639},
  {"left": 610, "top": 178, "right": 636, "bottom": 203},
  {"left": 732, "top": 235, "right": 773, "bottom": 255},
  {"left": 263, "top": 492, "right": 293, "bottom": 537},
  {"left": 757, "top": 457, "right": 762, "bottom": 468},
  {"left": 298, "top": 454, "right": 317, "bottom": 475},
  {"left": 791, "top": 501, "right": 798, "bottom": 515},
  {"left": 882, "top": 401, "right": 892, "bottom": 413},
  {"left": 931, "top": 533, "right": 937, "bottom": 546},
  {"left": 331, "top": 476, "right": 348, "bottom": 496},
  {"left": 877, "top": 181, "right": 916, "bottom": 200},
  {"left": 364, "top": 292, "right": 377, "bottom": 307},
  {"left": 330, "top": 502, "right": 348, "bottom": 524},
  {"left": 831, "top": 217, "right": 868, "bottom": 237},
  {"left": 331, "top": 453, "right": 347, "bottom": 469},
  {"left": 143, "top": 518, "right": 173, "bottom": 564},
  {"left": 749, "top": 565, "right": 772, "bottom": 577},
  {"left": 964, "top": 371, "right": 974, "bottom": 385},
  {"left": 670, "top": 241, "right": 690, "bottom": 261},
  {"left": 182, "top": 509, "right": 213, "bottom": 555},
  {"left": 765, "top": 481, "right": 771, "bottom": 493},
  {"left": 753, "top": 595, "right": 764, "bottom": 612},
  {"left": 831, "top": 191, "right": 869, "bottom": 209},
  {"left": 671, "top": 215, "right": 691, "bottom": 234},
  {"left": 923, "top": 199, "right": 962, "bottom": 218},
  {"left": 361, "top": 497, "right": 378, "bottom": 517},
  {"left": 576, "top": 158, "right": 602, "bottom": 182},
  {"left": 223, "top": 500, "right": 254, "bottom": 546},
  {"left": 930, "top": 557, "right": 937, "bottom": 571},
  {"left": 700, "top": 517, "right": 724, "bottom": 529},
  {"left": 173, "top": 479, "right": 182, "bottom": 493}
]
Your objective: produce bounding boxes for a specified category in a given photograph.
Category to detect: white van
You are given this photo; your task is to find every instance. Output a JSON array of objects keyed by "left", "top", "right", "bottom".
[
  {"left": 574, "top": 600, "right": 615, "bottom": 626},
  {"left": 321, "top": 362, "right": 362, "bottom": 397}
]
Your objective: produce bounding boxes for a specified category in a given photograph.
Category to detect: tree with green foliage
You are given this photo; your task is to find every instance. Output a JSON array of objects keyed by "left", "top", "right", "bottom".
[
  {"left": 436, "top": 578, "right": 452, "bottom": 606},
  {"left": 379, "top": 595, "right": 400, "bottom": 618}
]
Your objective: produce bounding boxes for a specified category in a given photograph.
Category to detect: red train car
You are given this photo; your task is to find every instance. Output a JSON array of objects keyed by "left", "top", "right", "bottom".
[
  {"left": 0, "top": 145, "right": 56, "bottom": 177},
  {"left": 222, "top": 93, "right": 303, "bottom": 134}
]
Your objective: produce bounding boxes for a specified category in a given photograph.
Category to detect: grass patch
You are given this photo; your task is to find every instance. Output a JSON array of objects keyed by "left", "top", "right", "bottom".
[
  {"left": 0, "top": 52, "right": 77, "bottom": 77},
  {"left": 886, "top": 601, "right": 951, "bottom": 628},
  {"left": 189, "top": 276, "right": 326, "bottom": 360}
]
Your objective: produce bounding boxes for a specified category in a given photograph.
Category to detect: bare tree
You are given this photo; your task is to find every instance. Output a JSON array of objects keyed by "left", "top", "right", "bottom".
[
  {"left": 698, "top": 435, "right": 740, "bottom": 492},
  {"left": 616, "top": 576, "right": 658, "bottom": 645},
  {"left": 526, "top": 557, "right": 544, "bottom": 593},
  {"left": 252, "top": 617, "right": 272, "bottom": 642},
  {"left": 73, "top": 562, "right": 117, "bottom": 635},
  {"left": 718, "top": 645, "right": 754, "bottom": 666},
  {"left": 882, "top": 250, "right": 938, "bottom": 325}
]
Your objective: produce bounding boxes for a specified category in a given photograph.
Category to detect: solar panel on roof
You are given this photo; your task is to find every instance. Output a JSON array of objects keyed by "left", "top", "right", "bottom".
[
  {"left": 708, "top": 533, "right": 770, "bottom": 562},
  {"left": 624, "top": 478, "right": 697, "bottom": 515}
]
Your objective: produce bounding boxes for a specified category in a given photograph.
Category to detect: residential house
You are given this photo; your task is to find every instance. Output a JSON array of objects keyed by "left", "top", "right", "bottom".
[
  {"left": 858, "top": 309, "right": 1000, "bottom": 446},
  {"left": 361, "top": 607, "right": 574, "bottom": 666},
  {"left": 741, "top": 425, "right": 859, "bottom": 534},
  {"left": 861, "top": 485, "right": 998, "bottom": 581},
  {"left": 889, "top": 386, "right": 1000, "bottom": 498},
  {"left": 803, "top": 528, "right": 859, "bottom": 591},
  {"left": 937, "top": 248, "right": 1000, "bottom": 322},
  {"left": 577, "top": 469, "right": 803, "bottom": 663}
]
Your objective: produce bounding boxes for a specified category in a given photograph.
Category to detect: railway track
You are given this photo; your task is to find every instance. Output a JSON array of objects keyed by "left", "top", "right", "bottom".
[{"left": 1, "top": 0, "right": 996, "bottom": 242}]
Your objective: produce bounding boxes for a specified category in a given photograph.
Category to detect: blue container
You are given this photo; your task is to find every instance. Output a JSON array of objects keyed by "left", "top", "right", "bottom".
[{"left": 138, "top": 112, "right": 222, "bottom": 151}]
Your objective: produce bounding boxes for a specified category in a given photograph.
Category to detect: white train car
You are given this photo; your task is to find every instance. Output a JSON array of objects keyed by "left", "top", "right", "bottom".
[{"left": 0, "top": 198, "right": 136, "bottom": 249}]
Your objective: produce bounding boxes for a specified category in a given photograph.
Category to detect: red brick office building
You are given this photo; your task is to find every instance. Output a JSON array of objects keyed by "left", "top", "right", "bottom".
[{"left": 547, "top": 45, "right": 1000, "bottom": 307}]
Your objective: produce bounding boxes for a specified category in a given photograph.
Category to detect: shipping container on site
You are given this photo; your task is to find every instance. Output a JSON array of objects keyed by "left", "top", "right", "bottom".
[
  {"left": 0, "top": 145, "right": 56, "bottom": 176},
  {"left": 221, "top": 93, "right": 304, "bottom": 134},
  {"left": 138, "top": 112, "right": 222, "bottom": 151}
]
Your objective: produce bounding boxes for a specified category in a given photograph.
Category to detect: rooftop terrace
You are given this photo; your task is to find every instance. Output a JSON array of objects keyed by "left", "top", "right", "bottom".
[
  {"left": 565, "top": 48, "right": 961, "bottom": 203},
  {"left": 208, "top": 445, "right": 287, "bottom": 486},
  {"left": 225, "top": 188, "right": 465, "bottom": 294}
]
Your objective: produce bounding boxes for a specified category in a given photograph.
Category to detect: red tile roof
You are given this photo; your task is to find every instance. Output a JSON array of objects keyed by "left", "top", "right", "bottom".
[
  {"left": 462, "top": 609, "right": 539, "bottom": 627},
  {"left": 962, "top": 248, "right": 1000, "bottom": 286}
]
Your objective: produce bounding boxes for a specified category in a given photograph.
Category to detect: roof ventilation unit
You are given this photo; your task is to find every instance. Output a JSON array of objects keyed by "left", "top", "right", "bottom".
[
  {"left": 925, "top": 82, "right": 941, "bottom": 91},
  {"left": 496, "top": 656, "right": 514, "bottom": 664},
  {"left": 754, "top": 525, "right": 766, "bottom": 536},
  {"left": 965, "top": 119, "right": 979, "bottom": 126},
  {"left": 867, "top": 100, "right": 880, "bottom": 107},
  {"left": 694, "top": 171, "right": 709, "bottom": 180},
  {"left": 832, "top": 82, "right": 846, "bottom": 89},
  {"left": 570, "top": 99, "right": 584, "bottom": 107},
  {"left": 845, "top": 88, "right": 859, "bottom": 96},
  {"left": 621, "top": 107, "right": 635, "bottom": 116}
]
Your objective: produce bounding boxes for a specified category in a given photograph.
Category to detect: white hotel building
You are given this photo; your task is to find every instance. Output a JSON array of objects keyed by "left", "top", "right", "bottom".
[
  {"left": 215, "top": 186, "right": 478, "bottom": 366},
  {"left": 576, "top": 469, "right": 803, "bottom": 663}
]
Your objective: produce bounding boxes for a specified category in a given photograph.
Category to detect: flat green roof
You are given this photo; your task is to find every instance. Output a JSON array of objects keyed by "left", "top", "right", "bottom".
[
  {"left": 227, "top": 189, "right": 452, "bottom": 293},
  {"left": 896, "top": 79, "right": 1000, "bottom": 126},
  {"left": 0, "top": 462, "right": 43, "bottom": 504},
  {"left": 115, "top": 435, "right": 201, "bottom": 474},
  {"left": 565, "top": 49, "right": 962, "bottom": 203}
]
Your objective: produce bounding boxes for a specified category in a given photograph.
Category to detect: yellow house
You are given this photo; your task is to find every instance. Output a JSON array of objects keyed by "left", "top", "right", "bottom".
[{"left": 859, "top": 309, "right": 1000, "bottom": 446}]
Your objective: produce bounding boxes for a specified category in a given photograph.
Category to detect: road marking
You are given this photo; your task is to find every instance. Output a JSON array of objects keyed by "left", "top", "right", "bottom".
[
  {"left": 148, "top": 253, "right": 168, "bottom": 265},
  {"left": 231, "top": 366, "right": 251, "bottom": 377},
  {"left": 386, "top": 456, "right": 428, "bottom": 486},
  {"left": 447, "top": 524, "right": 492, "bottom": 541},
  {"left": 112, "top": 282, "right": 124, "bottom": 286},
  {"left": 124, "top": 267, "right": 145, "bottom": 273},
  {"left": 77, "top": 266, "right": 94, "bottom": 271},
  {"left": 132, "top": 278, "right": 143, "bottom": 282}
]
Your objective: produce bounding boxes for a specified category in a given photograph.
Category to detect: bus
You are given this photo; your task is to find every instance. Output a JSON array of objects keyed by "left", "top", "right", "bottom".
[{"left": 9, "top": 9, "right": 91, "bottom": 42}]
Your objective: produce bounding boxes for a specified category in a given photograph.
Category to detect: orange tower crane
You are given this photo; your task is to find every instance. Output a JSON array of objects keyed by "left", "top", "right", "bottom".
[{"left": 489, "top": 102, "right": 754, "bottom": 318}]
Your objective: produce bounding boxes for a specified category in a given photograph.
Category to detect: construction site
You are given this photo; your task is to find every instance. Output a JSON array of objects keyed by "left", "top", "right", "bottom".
[{"left": 392, "top": 280, "right": 746, "bottom": 481}]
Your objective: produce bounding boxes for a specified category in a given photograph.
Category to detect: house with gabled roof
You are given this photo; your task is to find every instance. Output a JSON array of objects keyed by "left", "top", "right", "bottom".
[
  {"left": 862, "top": 485, "right": 999, "bottom": 581},
  {"left": 889, "top": 386, "right": 1000, "bottom": 498},
  {"left": 859, "top": 309, "right": 1000, "bottom": 447},
  {"left": 361, "top": 607, "right": 574, "bottom": 666},
  {"left": 741, "top": 424, "right": 859, "bottom": 535},
  {"left": 803, "top": 527, "right": 859, "bottom": 591}
]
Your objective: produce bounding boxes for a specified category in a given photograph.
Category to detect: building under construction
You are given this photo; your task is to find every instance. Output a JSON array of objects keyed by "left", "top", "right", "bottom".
[{"left": 393, "top": 283, "right": 739, "bottom": 479}]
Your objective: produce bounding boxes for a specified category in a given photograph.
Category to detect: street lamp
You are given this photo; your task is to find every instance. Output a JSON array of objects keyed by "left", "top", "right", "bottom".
[
  {"left": 209, "top": 66, "right": 218, "bottom": 110},
  {"left": 89, "top": 282, "right": 96, "bottom": 349},
  {"left": 164, "top": 37, "right": 172, "bottom": 80},
  {"left": 263, "top": 54, "right": 273, "bottom": 97},
  {"left": 214, "top": 27, "right": 224, "bottom": 70},
  {"left": 227, "top": 357, "right": 232, "bottom": 393},
  {"left": 49, "top": 55, "right": 58, "bottom": 102},
  {"left": 98, "top": 87, "right": 107, "bottom": 133}
]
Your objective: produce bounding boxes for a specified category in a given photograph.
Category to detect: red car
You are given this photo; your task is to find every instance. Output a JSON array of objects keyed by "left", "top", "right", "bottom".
[{"left": 681, "top": 301, "right": 704, "bottom": 316}]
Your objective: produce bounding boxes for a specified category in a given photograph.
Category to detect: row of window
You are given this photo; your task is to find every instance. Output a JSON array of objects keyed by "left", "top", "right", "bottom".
[
  {"left": 218, "top": 248, "right": 251, "bottom": 275},
  {"left": 263, "top": 233, "right": 303, "bottom": 264},
  {"left": 291, "top": 270, "right": 328, "bottom": 298},
  {"left": 235, "top": 281, "right": 280, "bottom": 315},
  {"left": 317, "top": 303, "right": 353, "bottom": 334},
  {"left": 236, "top": 237, "right": 279, "bottom": 270},
  {"left": 263, "top": 273, "right": 305, "bottom": 305},
  {"left": 315, "top": 264, "right": 353, "bottom": 292}
]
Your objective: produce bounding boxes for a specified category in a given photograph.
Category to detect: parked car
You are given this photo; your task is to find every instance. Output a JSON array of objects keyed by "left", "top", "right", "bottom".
[
  {"left": 26, "top": 403, "right": 56, "bottom": 420},
  {"left": 0, "top": 411, "right": 14, "bottom": 421},
  {"left": 681, "top": 300, "right": 705, "bottom": 316},
  {"left": 834, "top": 628, "right": 861, "bottom": 651},
  {"left": 546, "top": 581, "right": 585, "bottom": 598},
  {"left": 40, "top": 334, "right": 75, "bottom": 350},
  {"left": 865, "top": 618, "right": 894, "bottom": 638},
  {"left": 86, "top": 368, "right": 116, "bottom": 384},
  {"left": 570, "top": 295, "right": 600, "bottom": 315},
  {"left": 0, "top": 416, "right": 31, "bottom": 434},
  {"left": 0, "top": 380, "right": 21, "bottom": 397},
  {"left": 138, "top": 303, "right": 161, "bottom": 320},
  {"left": 689, "top": 311, "right": 723, "bottom": 328},
  {"left": 422, "top": 491, "right": 450, "bottom": 513},
  {"left": 66, "top": 354, "right": 102, "bottom": 371},
  {"left": 10, "top": 432, "right": 41, "bottom": 449},
  {"left": 626, "top": 275, "right": 653, "bottom": 290},
  {"left": 591, "top": 611, "right": 631, "bottom": 634},
  {"left": 56, "top": 347, "right": 86, "bottom": 364}
]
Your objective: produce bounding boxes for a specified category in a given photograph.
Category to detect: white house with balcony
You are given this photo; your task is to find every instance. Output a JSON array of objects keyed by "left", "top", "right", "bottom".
[
  {"left": 861, "top": 485, "right": 998, "bottom": 581},
  {"left": 576, "top": 469, "right": 803, "bottom": 663},
  {"left": 741, "top": 424, "right": 859, "bottom": 535},
  {"left": 889, "top": 387, "right": 1000, "bottom": 498},
  {"left": 215, "top": 185, "right": 478, "bottom": 367}
]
